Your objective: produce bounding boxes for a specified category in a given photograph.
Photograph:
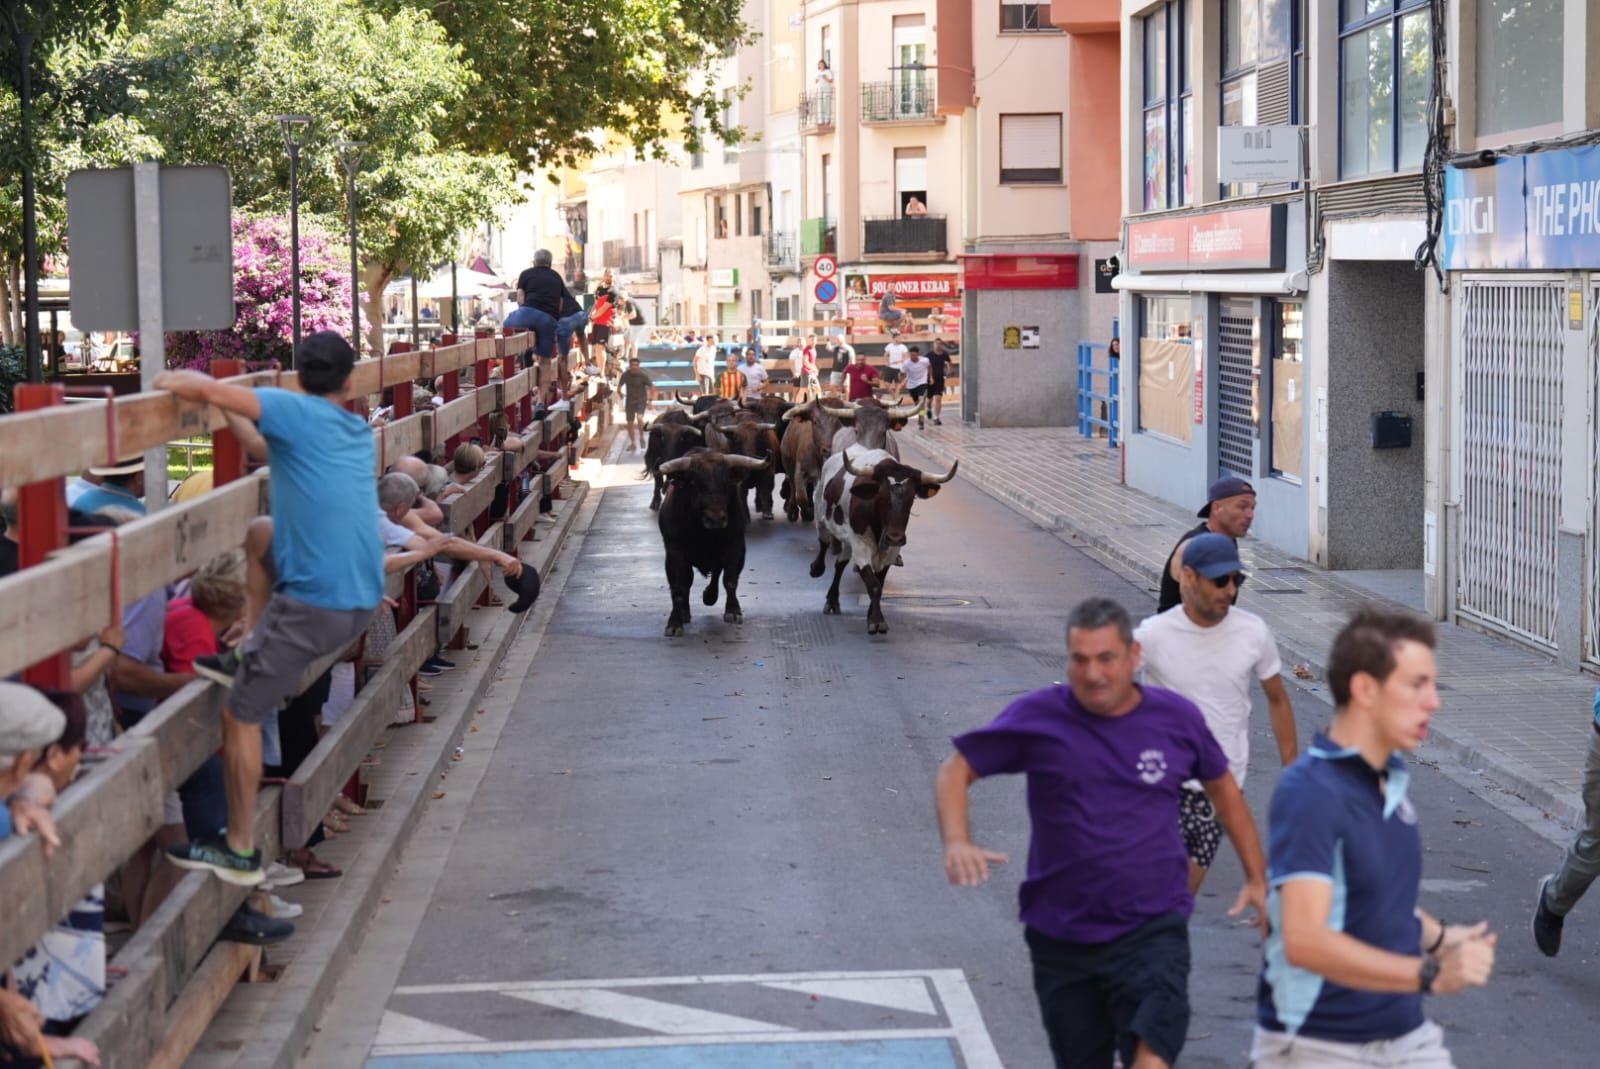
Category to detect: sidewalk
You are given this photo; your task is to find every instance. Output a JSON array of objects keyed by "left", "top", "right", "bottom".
[{"left": 901, "top": 423, "right": 1594, "bottom": 829}]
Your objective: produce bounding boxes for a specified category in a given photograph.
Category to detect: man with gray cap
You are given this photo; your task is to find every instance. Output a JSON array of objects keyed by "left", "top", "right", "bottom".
[
  {"left": 1136, "top": 532, "right": 1298, "bottom": 893},
  {"left": 0, "top": 681, "right": 65, "bottom": 849},
  {"left": 1157, "top": 476, "right": 1256, "bottom": 613}
]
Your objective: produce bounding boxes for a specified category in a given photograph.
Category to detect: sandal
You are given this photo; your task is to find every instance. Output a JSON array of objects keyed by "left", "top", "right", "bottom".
[
  {"left": 286, "top": 849, "right": 343, "bottom": 879},
  {"left": 333, "top": 795, "right": 365, "bottom": 816}
]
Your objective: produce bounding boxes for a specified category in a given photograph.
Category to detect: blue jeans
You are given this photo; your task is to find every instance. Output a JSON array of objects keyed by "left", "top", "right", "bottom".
[
  {"left": 505, "top": 305, "right": 556, "bottom": 358},
  {"left": 556, "top": 310, "right": 588, "bottom": 358}
]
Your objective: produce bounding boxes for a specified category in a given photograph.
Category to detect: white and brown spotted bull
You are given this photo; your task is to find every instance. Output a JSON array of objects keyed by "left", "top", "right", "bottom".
[
  {"left": 821, "top": 398, "right": 922, "bottom": 461},
  {"left": 810, "top": 447, "right": 958, "bottom": 634},
  {"left": 658, "top": 449, "right": 772, "bottom": 637}
]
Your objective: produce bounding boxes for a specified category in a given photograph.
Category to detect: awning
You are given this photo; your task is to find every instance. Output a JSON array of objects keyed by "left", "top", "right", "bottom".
[{"left": 1111, "top": 271, "right": 1307, "bottom": 295}]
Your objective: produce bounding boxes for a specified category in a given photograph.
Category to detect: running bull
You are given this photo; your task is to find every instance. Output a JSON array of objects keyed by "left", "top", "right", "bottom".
[
  {"left": 658, "top": 449, "right": 773, "bottom": 637},
  {"left": 811, "top": 447, "right": 958, "bottom": 634}
]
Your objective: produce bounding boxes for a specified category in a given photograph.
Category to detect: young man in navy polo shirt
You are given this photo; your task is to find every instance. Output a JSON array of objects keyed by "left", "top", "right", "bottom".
[
  {"left": 935, "top": 597, "right": 1268, "bottom": 1069},
  {"left": 1255, "top": 607, "right": 1496, "bottom": 1068}
]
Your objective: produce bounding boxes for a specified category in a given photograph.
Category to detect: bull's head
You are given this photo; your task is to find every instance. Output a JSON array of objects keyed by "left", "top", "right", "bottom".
[
  {"left": 782, "top": 399, "right": 816, "bottom": 422},
  {"left": 843, "top": 449, "right": 958, "bottom": 548},
  {"left": 883, "top": 402, "right": 923, "bottom": 430},
  {"left": 675, "top": 390, "right": 699, "bottom": 407},
  {"left": 660, "top": 453, "right": 771, "bottom": 529},
  {"left": 821, "top": 402, "right": 859, "bottom": 424}
]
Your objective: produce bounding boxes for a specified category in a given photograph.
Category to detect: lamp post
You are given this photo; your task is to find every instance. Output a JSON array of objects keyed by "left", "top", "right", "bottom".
[
  {"left": 14, "top": 29, "right": 42, "bottom": 382},
  {"left": 275, "top": 114, "right": 312, "bottom": 367},
  {"left": 335, "top": 140, "right": 366, "bottom": 358}
]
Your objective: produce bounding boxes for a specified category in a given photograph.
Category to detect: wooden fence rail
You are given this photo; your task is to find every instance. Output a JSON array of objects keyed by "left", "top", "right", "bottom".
[{"left": 0, "top": 326, "right": 578, "bottom": 1068}]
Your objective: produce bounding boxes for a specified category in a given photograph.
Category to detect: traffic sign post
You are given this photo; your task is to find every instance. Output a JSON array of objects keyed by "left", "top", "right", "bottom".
[
  {"left": 813, "top": 254, "right": 837, "bottom": 281},
  {"left": 814, "top": 279, "right": 838, "bottom": 304}
]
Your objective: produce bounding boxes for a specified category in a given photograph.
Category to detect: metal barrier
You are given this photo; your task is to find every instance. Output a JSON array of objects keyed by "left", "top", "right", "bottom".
[{"left": 1076, "top": 340, "right": 1119, "bottom": 447}]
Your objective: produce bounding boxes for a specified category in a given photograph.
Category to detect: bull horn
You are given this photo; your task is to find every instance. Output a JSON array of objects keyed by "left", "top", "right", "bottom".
[
  {"left": 681, "top": 425, "right": 704, "bottom": 438},
  {"left": 755, "top": 422, "right": 777, "bottom": 432},
  {"left": 675, "top": 391, "right": 697, "bottom": 406},
  {"left": 821, "top": 404, "right": 858, "bottom": 423},
  {"left": 885, "top": 401, "right": 924, "bottom": 421},
  {"left": 659, "top": 456, "right": 694, "bottom": 474},
  {"left": 687, "top": 410, "right": 713, "bottom": 423},
  {"left": 844, "top": 448, "right": 878, "bottom": 479},
  {"left": 723, "top": 453, "right": 772, "bottom": 472},
  {"left": 918, "top": 458, "right": 960, "bottom": 485},
  {"left": 715, "top": 423, "right": 738, "bottom": 434},
  {"left": 781, "top": 400, "right": 815, "bottom": 421}
]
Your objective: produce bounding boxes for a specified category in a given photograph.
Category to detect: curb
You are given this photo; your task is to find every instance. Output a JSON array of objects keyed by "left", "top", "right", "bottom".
[
  {"left": 191, "top": 482, "right": 592, "bottom": 1069},
  {"left": 902, "top": 435, "right": 1586, "bottom": 831}
]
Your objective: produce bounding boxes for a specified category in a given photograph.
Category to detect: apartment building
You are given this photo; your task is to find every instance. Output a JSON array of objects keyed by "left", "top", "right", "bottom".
[{"left": 586, "top": 150, "right": 683, "bottom": 325}]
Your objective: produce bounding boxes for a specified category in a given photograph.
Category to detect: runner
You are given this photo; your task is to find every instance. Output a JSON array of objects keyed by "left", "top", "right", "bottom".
[
  {"left": 882, "top": 331, "right": 908, "bottom": 396},
  {"left": 589, "top": 270, "right": 617, "bottom": 368},
  {"left": 1134, "top": 532, "right": 1298, "bottom": 892},
  {"left": 936, "top": 597, "right": 1267, "bottom": 1069},
  {"left": 903, "top": 346, "right": 931, "bottom": 429},
  {"left": 152, "top": 332, "right": 382, "bottom": 890},
  {"left": 694, "top": 334, "right": 719, "bottom": 394},
  {"left": 1534, "top": 686, "right": 1600, "bottom": 956},
  {"left": 842, "top": 349, "right": 879, "bottom": 402},
  {"left": 619, "top": 357, "right": 654, "bottom": 452},
  {"left": 1157, "top": 476, "right": 1255, "bottom": 613},
  {"left": 737, "top": 347, "right": 769, "bottom": 401},
  {"left": 1254, "top": 607, "right": 1495, "bottom": 1068},
  {"left": 925, "top": 339, "right": 951, "bottom": 425}
]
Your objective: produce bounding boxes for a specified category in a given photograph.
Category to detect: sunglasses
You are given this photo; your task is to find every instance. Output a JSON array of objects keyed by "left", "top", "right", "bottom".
[{"left": 1208, "top": 572, "right": 1247, "bottom": 590}]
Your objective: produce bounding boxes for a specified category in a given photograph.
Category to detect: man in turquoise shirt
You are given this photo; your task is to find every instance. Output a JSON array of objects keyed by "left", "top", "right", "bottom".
[{"left": 153, "top": 332, "right": 382, "bottom": 891}]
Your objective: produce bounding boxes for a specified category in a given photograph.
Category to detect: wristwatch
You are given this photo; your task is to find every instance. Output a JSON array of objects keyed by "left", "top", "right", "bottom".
[{"left": 1418, "top": 955, "right": 1440, "bottom": 994}]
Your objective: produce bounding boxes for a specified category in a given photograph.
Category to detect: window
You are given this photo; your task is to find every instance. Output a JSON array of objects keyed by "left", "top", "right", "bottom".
[
  {"left": 1001, "top": 0, "right": 1058, "bottom": 32},
  {"left": 1000, "top": 114, "right": 1062, "bottom": 184},
  {"left": 1220, "top": 0, "right": 1302, "bottom": 197},
  {"left": 1340, "top": 0, "right": 1430, "bottom": 178},
  {"left": 1270, "top": 301, "right": 1304, "bottom": 478},
  {"left": 1143, "top": 0, "right": 1191, "bottom": 210},
  {"left": 1138, "top": 295, "right": 1196, "bottom": 443},
  {"left": 752, "top": 203, "right": 763, "bottom": 237},
  {"left": 821, "top": 25, "right": 832, "bottom": 68},
  {"left": 776, "top": 297, "right": 792, "bottom": 320},
  {"left": 690, "top": 107, "right": 705, "bottom": 169},
  {"left": 734, "top": 193, "right": 744, "bottom": 237},
  {"left": 1476, "top": 0, "right": 1562, "bottom": 136},
  {"left": 895, "top": 147, "right": 929, "bottom": 213},
  {"left": 722, "top": 90, "right": 738, "bottom": 163},
  {"left": 752, "top": 290, "right": 763, "bottom": 320}
]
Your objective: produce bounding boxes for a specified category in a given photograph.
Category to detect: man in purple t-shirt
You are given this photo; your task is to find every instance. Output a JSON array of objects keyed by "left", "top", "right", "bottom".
[{"left": 934, "top": 597, "right": 1269, "bottom": 1069}]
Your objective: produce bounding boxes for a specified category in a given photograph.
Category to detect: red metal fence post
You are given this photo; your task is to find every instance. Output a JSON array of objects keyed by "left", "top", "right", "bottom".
[
  {"left": 16, "top": 383, "right": 71, "bottom": 689},
  {"left": 210, "top": 359, "right": 246, "bottom": 486}
]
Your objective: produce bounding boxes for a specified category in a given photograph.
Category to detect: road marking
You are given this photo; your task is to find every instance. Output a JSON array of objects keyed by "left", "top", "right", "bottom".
[
  {"left": 1419, "top": 878, "right": 1487, "bottom": 893},
  {"left": 373, "top": 1027, "right": 957, "bottom": 1057},
  {"left": 395, "top": 967, "right": 964, "bottom": 995},
  {"left": 757, "top": 977, "right": 936, "bottom": 1016},
  {"left": 375, "top": 1010, "right": 488, "bottom": 1047},
  {"left": 502, "top": 988, "right": 791, "bottom": 1036},
  {"left": 367, "top": 1036, "right": 959, "bottom": 1067}
]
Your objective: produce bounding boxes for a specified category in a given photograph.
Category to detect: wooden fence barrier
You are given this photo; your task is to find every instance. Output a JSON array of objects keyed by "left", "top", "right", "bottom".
[{"left": 0, "top": 326, "right": 581, "bottom": 1068}]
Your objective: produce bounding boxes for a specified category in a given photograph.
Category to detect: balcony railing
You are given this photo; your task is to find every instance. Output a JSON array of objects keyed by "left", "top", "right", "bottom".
[
  {"left": 800, "top": 218, "right": 837, "bottom": 257},
  {"left": 766, "top": 231, "right": 799, "bottom": 270},
  {"left": 864, "top": 215, "right": 948, "bottom": 256},
  {"left": 799, "top": 90, "right": 836, "bottom": 131},
  {"left": 860, "top": 76, "right": 937, "bottom": 123},
  {"left": 620, "top": 245, "right": 649, "bottom": 273}
]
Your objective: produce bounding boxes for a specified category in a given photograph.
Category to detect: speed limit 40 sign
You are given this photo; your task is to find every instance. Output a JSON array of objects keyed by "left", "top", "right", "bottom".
[{"left": 813, "top": 254, "right": 837, "bottom": 281}]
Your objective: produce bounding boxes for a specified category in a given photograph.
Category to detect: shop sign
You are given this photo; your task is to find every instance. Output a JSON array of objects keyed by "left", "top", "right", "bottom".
[
  {"left": 1125, "top": 204, "right": 1287, "bottom": 272},
  {"left": 1218, "top": 125, "right": 1305, "bottom": 184},
  {"left": 710, "top": 268, "right": 739, "bottom": 287},
  {"left": 961, "top": 254, "right": 1080, "bottom": 290},
  {"left": 867, "top": 273, "right": 959, "bottom": 298},
  {"left": 1442, "top": 143, "right": 1600, "bottom": 270}
]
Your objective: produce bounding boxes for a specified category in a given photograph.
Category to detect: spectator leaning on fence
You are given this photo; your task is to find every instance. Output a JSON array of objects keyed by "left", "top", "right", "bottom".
[{"left": 152, "top": 331, "right": 384, "bottom": 891}]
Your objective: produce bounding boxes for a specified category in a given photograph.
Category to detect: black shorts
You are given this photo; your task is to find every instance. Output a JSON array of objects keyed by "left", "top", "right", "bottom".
[
  {"left": 929, "top": 377, "right": 946, "bottom": 395},
  {"left": 1178, "top": 785, "right": 1224, "bottom": 869},
  {"left": 909, "top": 383, "right": 934, "bottom": 402},
  {"left": 880, "top": 366, "right": 904, "bottom": 383},
  {"left": 589, "top": 324, "right": 612, "bottom": 344},
  {"left": 1026, "top": 913, "right": 1191, "bottom": 1069}
]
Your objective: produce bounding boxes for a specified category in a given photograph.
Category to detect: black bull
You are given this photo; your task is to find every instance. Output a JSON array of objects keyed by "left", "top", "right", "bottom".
[
  {"left": 643, "top": 420, "right": 706, "bottom": 510},
  {"left": 657, "top": 449, "right": 773, "bottom": 637}
]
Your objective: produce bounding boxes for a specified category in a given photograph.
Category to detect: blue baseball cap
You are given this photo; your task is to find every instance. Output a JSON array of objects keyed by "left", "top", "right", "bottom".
[
  {"left": 1197, "top": 476, "right": 1256, "bottom": 517},
  {"left": 1181, "top": 533, "right": 1245, "bottom": 580}
]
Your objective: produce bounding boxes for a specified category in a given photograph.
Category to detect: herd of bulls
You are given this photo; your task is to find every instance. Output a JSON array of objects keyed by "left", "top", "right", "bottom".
[{"left": 647, "top": 391, "right": 959, "bottom": 637}]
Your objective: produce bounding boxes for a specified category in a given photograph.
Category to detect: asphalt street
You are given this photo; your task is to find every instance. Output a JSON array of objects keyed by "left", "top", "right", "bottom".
[{"left": 321, "top": 439, "right": 1600, "bottom": 1068}]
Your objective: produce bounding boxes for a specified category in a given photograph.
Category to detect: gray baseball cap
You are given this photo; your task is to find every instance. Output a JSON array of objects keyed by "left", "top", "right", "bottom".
[{"left": 0, "top": 682, "right": 65, "bottom": 758}]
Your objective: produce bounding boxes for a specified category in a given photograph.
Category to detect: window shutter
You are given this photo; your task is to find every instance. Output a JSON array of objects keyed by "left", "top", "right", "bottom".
[{"left": 1001, "top": 114, "right": 1062, "bottom": 182}]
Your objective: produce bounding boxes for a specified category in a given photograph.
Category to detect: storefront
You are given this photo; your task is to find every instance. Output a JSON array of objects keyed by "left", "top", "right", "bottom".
[
  {"left": 1115, "top": 201, "right": 1314, "bottom": 558},
  {"left": 956, "top": 253, "right": 1089, "bottom": 428},
  {"left": 1438, "top": 143, "right": 1600, "bottom": 662},
  {"left": 838, "top": 270, "right": 962, "bottom": 334}
]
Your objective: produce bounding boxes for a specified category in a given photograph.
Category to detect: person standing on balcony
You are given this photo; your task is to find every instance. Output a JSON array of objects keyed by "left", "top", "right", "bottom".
[
  {"left": 814, "top": 60, "right": 834, "bottom": 123},
  {"left": 904, "top": 195, "right": 929, "bottom": 217}
]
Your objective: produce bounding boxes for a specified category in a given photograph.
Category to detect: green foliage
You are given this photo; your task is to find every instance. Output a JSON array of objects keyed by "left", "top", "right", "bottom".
[
  {"left": 0, "top": 344, "right": 28, "bottom": 413},
  {"left": 379, "top": 0, "right": 754, "bottom": 169}
]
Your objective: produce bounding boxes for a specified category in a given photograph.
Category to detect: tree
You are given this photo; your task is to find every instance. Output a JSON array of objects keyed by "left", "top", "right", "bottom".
[
  {"left": 164, "top": 216, "right": 364, "bottom": 371},
  {"left": 379, "top": 0, "right": 754, "bottom": 170},
  {"left": 120, "top": 0, "right": 519, "bottom": 354}
]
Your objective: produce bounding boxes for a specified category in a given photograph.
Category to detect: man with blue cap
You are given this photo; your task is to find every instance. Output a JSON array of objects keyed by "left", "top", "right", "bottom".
[
  {"left": 1157, "top": 476, "right": 1255, "bottom": 613},
  {"left": 1136, "top": 532, "right": 1299, "bottom": 892}
]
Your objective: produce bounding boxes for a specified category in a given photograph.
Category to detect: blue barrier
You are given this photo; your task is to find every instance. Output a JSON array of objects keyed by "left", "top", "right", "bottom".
[{"left": 1076, "top": 341, "right": 1119, "bottom": 446}]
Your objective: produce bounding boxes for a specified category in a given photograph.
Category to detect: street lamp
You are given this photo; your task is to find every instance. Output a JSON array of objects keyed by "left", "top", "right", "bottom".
[
  {"left": 275, "top": 114, "right": 312, "bottom": 368},
  {"left": 335, "top": 140, "right": 366, "bottom": 358}
]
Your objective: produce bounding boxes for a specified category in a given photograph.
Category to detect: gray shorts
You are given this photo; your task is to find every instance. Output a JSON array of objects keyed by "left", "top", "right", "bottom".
[
  {"left": 1250, "top": 1020, "right": 1455, "bottom": 1068},
  {"left": 228, "top": 594, "right": 372, "bottom": 725}
]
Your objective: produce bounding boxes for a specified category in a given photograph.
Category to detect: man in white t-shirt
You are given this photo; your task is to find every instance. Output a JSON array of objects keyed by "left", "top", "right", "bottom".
[
  {"left": 1133, "top": 531, "right": 1299, "bottom": 893},
  {"left": 693, "top": 336, "right": 719, "bottom": 394},
  {"left": 882, "top": 331, "right": 908, "bottom": 396},
  {"left": 902, "top": 346, "right": 931, "bottom": 429},
  {"left": 737, "top": 348, "right": 769, "bottom": 400}
]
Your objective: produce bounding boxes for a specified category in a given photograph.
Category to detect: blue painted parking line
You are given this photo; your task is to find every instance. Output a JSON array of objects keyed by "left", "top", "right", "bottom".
[{"left": 369, "top": 1037, "right": 959, "bottom": 1068}]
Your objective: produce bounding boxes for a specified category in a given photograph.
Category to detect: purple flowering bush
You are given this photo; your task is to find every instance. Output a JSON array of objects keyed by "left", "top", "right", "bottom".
[{"left": 165, "top": 216, "right": 365, "bottom": 371}]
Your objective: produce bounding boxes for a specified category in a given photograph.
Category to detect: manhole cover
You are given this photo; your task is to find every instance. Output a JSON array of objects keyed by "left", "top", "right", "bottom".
[{"left": 878, "top": 594, "right": 991, "bottom": 608}]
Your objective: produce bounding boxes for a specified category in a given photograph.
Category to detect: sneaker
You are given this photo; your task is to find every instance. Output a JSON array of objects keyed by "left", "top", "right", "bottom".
[
  {"left": 221, "top": 904, "right": 293, "bottom": 945},
  {"left": 166, "top": 836, "right": 266, "bottom": 886},
  {"left": 267, "top": 893, "right": 303, "bottom": 919},
  {"left": 934, "top": 418, "right": 943, "bottom": 426},
  {"left": 417, "top": 662, "right": 445, "bottom": 677},
  {"left": 262, "top": 861, "right": 305, "bottom": 889},
  {"left": 1533, "top": 873, "right": 1564, "bottom": 957},
  {"left": 424, "top": 655, "right": 457, "bottom": 672},
  {"left": 193, "top": 648, "right": 243, "bottom": 687}
]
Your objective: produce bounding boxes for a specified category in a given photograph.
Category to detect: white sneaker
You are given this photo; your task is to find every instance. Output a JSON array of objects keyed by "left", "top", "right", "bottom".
[
  {"left": 262, "top": 861, "right": 305, "bottom": 889},
  {"left": 267, "top": 893, "right": 304, "bottom": 919}
]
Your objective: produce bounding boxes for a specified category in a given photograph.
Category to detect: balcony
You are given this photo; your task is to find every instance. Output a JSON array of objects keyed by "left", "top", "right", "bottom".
[
  {"left": 800, "top": 218, "right": 837, "bottom": 257},
  {"left": 620, "top": 245, "right": 651, "bottom": 273},
  {"left": 863, "top": 215, "right": 948, "bottom": 256},
  {"left": 799, "top": 90, "right": 835, "bottom": 132},
  {"left": 860, "top": 76, "right": 939, "bottom": 124},
  {"left": 766, "top": 231, "right": 799, "bottom": 271}
]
